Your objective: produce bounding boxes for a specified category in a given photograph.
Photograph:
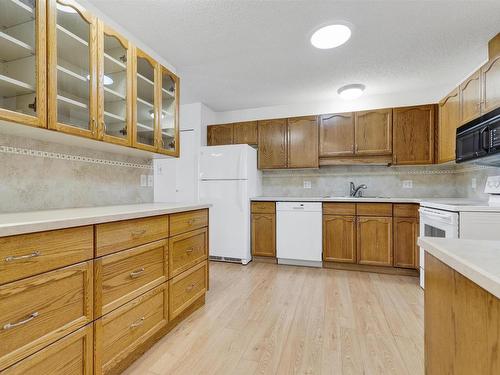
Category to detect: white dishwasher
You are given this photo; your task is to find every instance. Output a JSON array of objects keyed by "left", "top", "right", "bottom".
[{"left": 276, "top": 202, "right": 322, "bottom": 267}]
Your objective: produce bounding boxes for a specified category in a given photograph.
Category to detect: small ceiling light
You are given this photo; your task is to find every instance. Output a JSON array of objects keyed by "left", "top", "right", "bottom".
[
  {"left": 57, "top": 4, "right": 78, "bottom": 13},
  {"left": 337, "top": 84, "right": 366, "bottom": 99},
  {"left": 310, "top": 24, "right": 351, "bottom": 49}
]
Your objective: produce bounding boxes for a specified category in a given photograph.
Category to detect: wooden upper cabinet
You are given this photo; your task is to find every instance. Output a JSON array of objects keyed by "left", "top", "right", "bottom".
[
  {"left": 47, "top": 0, "right": 98, "bottom": 138},
  {"left": 481, "top": 54, "right": 500, "bottom": 114},
  {"left": 287, "top": 116, "right": 319, "bottom": 168},
  {"left": 207, "top": 124, "right": 233, "bottom": 145},
  {"left": 357, "top": 216, "right": 393, "bottom": 266},
  {"left": 233, "top": 121, "right": 258, "bottom": 145},
  {"left": 354, "top": 108, "right": 392, "bottom": 155},
  {"left": 258, "top": 119, "right": 287, "bottom": 169},
  {"left": 157, "top": 65, "right": 180, "bottom": 156},
  {"left": 0, "top": 0, "right": 46, "bottom": 129},
  {"left": 323, "top": 215, "right": 356, "bottom": 263},
  {"left": 319, "top": 113, "right": 355, "bottom": 157},
  {"left": 438, "top": 88, "right": 460, "bottom": 163},
  {"left": 97, "top": 22, "right": 132, "bottom": 146},
  {"left": 393, "top": 105, "right": 435, "bottom": 165},
  {"left": 460, "top": 69, "right": 482, "bottom": 125}
]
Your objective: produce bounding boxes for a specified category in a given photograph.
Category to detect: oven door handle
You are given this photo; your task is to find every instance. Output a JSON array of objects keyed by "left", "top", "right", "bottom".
[
  {"left": 419, "top": 208, "right": 455, "bottom": 221},
  {"left": 480, "top": 127, "right": 490, "bottom": 152}
]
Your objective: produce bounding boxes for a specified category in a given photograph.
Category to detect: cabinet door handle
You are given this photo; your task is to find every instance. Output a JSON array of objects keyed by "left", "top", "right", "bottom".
[
  {"left": 5, "top": 251, "right": 41, "bottom": 262},
  {"left": 130, "top": 267, "right": 145, "bottom": 279},
  {"left": 131, "top": 229, "right": 146, "bottom": 238},
  {"left": 185, "top": 248, "right": 194, "bottom": 254},
  {"left": 3, "top": 312, "right": 39, "bottom": 330},
  {"left": 130, "top": 317, "right": 145, "bottom": 328},
  {"left": 90, "top": 118, "right": 96, "bottom": 136},
  {"left": 187, "top": 219, "right": 195, "bottom": 226},
  {"left": 185, "top": 283, "right": 196, "bottom": 292}
]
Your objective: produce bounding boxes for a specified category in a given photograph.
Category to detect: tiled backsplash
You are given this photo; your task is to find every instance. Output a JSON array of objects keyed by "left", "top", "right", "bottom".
[
  {"left": 0, "top": 134, "right": 154, "bottom": 213},
  {"left": 262, "top": 163, "right": 500, "bottom": 200}
]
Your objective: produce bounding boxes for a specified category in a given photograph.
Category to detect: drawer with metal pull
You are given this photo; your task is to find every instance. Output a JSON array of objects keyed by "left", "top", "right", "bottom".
[
  {"left": 95, "top": 215, "right": 169, "bottom": 257},
  {"left": 0, "top": 226, "right": 93, "bottom": 285},
  {"left": 0, "top": 261, "right": 93, "bottom": 370},
  {"left": 94, "top": 283, "right": 168, "bottom": 375},
  {"left": 169, "top": 209, "right": 208, "bottom": 237},
  {"left": 94, "top": 240, "right": 168, "bottom": 317},
  {"left": 169, "top": 261, "right": 207, "bottom": 320},
  {"left": 169, "top": 227, "right": 208, "bottom": 278}
]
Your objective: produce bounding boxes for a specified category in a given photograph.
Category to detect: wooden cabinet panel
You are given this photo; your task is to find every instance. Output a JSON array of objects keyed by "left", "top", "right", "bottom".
[
  {"left": 287, "top": 116, "right": 319, "bottom": 168},
  {"left": 94, "top": 240, "right": 168, "bottom": 317},
  {"left": 94, "top": 283, "right": 168, "bottom": 375},
  {"left": 354, "top": 109, "right": 392, "bottom": 155},
  {"left": 393, "top": 105, "right": 435, "bottom": 165},
  {"left": 323, "top": 203, "right": 356, "bottom": 216},
  {"left": 481, "top": 54, "right": 500, "bottom": 114},
  {"left": 233, "top": 121, "right": 258, "bottom": 145},
  {"left": 207, "top": 124, "right": 233, "bottom": 145},
  {"left": 393, "top": 204, "right": 419, "bottom": 218},
  {"left": 169, "top": 261, "right": 207, "bottom": 320},
  {"left": 0, "top": 226, "right": 93, "bottom": 285},
  {"left": 356, "top": 203, "right": 392, "bottom": 217},
  {"left": 438, "top": 88, "right": 460, "bottom": 163},
  {"left": 169, "top": 209, "right": 208, "bottom": 237},
  {"left": 3, "top": 324, "right": 93, "bottom": 375},
  {"left": 251, "top": 201, "right": 276, "bottom": 214},
  {"left": 95, "top": 215, "right": 169, "bottom": 257},
  {"left": 319, "top": 113, "right": 355, "bottom": 157},
  {"left": 357, "top": 216, "right": 393, "bottom": 266},
  {"left": 251, "top": 213, "right": 276, "bottom": 257},
  {"left": 323, "top": 215, "right": 356, "bottom": 263},
  {"left": 393, "top": 217, "right": 418, "bottom": 269},
  {"left": 257, "top": 119, "right": 287, "bottom": 169},
  {"left": 460, "top": 69, "right": 482, "bottom": 125},
  {"left": 157, "top": 65, "right": 180, "bottom": 156},
  {"left": 169, "top": 227, "right": 208, "bottom": 278},
  {"left": 0, "top": 261, "right": 93, "bottom": 370}
]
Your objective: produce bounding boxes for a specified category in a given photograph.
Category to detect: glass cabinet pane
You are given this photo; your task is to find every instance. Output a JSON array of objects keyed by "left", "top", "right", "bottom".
[
  {"left": 136, "top": 55, "right": 155, "bottom": 146},
  {"left": 103, "top": 33, "right": 127, "bottom": 139},
  {"left": 0, "top": 0, "right": 37, "bottom": 116},
  {"left": 55, "top": 0, "right": 91, "bottom": 130},
  {"left": 160, "top": 68, "right": 177, "bottom": 152}
]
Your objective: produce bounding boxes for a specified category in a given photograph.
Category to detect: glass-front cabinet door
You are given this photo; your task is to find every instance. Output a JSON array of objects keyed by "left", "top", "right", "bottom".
[
  {"left": 98, "top": 21, "right": 132, "bottom": 146},
  {"left": 0, "top": 0, "right": 46, "bottom": 128},
  {"left": 47, "top": 0, "right": 98, "bottom": 138},
  {"left": 157, "top": 66, "right": 179, "bottom": 156},
  {"left": 133, "top": 48, "right": 158, "bottom": 151}
]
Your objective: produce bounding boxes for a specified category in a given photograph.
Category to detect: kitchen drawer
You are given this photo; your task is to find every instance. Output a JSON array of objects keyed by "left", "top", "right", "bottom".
[
  {"left": 0, "top": 226, "right": 93, "bottom": 285},
  {"left": 169, "top": 227, "right": 208, "bottom": 278},
  {"left": 95, "top": 215, "right": 169, "bottom": 257},
  {"left": 94, "top": 284, "right": 168, "bottom": 375},
  {"left": 356, "top": 203, "right": 393, "bottom": 217},
  {"left": 94, "top": 240, "right": 168, "bottom": 317},
  {"left": 251, "top": 201, "right": 276, "bottom": 214},
  {"left": 2, "top": 324, "right": 93, "bottom": 375},
  {"left": 169, "top": 261, "right": 207, "bottom": 320},
  {"left": 393, "top": 204, "right": 419, "bottom": 218},
  {"left": 169, "top": 210, "right": 208, "bottom": 237},
  {"left": 323, "top": 203, "right": 356, "bottom": 216},
  {"left": 0, "top": 261, "right": 93, "bottom": 370}
]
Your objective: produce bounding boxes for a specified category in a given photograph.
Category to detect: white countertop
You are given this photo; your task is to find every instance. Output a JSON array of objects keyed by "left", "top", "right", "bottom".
[
  {"left": 0, "top": 202, "right": 211, "bottom": 237},
  {"left": 418, "top": 237, "right": 500, "bottom": 299}
]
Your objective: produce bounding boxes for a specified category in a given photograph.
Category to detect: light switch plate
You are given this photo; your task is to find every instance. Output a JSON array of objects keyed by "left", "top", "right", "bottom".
[
  {"left": 140, "top": 175, "right": 147, "bottom": 187},
  {"left": 402, "top": 180, "right": 413, "bottom": 189},
  {"left": 303, "top": 180, "right": 312, "bottom": 189},
  {"left": 147, "top": 175, "right": 154, "bottom": 187}
]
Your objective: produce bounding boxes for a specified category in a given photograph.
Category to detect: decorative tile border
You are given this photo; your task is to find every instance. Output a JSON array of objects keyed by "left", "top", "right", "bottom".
[{"left": 0, "top": 145, "right": 153, "bottom": 170}]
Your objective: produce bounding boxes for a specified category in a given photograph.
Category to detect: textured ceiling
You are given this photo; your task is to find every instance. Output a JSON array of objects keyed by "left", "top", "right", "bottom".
[{"left": 86, "top": 0, "right": 500, "bottom": 112}]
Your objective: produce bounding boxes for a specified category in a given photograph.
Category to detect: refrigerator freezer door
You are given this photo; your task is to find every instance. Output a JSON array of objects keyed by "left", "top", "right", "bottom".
[
  {"left": 199, "top": 180, "right": 251, "bottom": 263},
  {"left": 199, "top": 145, "right": 249, "bottom": 180}
]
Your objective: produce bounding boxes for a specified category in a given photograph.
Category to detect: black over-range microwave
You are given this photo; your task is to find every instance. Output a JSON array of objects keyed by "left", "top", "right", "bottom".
[{"left": 456, "top": 106, "right": 500, "bottom": 165}]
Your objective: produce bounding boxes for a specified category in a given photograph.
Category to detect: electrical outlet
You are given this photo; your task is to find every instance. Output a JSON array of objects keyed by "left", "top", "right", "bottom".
[
  {"left": 471, "top": 178, "right": 477, "bottom": 190},
  {"left": 402, "top": 180, "right": 413, "bottom": 189},
  {"left": 303, "top": 180, "right": 312, "bottom": 189},
  {"left": 147, "top": 175, "right": 154, "bottom": 187},
  {"left": 140, "top": 175, "right": 147, "bottom": 187}
]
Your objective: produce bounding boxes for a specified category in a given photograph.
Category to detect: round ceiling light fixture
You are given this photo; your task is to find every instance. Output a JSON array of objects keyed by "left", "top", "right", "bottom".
[
  {"left": 337, "top": 84, "right": 366, "bottom": 99},
  {"left": 310, "top": 24, "right": 351, "bottom": 49}
]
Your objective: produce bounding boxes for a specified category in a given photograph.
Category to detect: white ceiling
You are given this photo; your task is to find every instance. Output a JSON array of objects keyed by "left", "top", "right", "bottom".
[{"left": 86, "top": 0, "right": 500, "bottom": 113}]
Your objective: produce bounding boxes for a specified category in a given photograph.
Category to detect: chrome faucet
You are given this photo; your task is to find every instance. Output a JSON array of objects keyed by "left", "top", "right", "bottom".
[{"left": 350, "top": 182, "right": 367, "bottom": 197}]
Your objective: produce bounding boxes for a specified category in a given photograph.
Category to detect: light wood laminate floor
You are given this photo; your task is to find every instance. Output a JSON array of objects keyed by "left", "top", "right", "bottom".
[{"left": 123, "top": 261, "right": 424, "bottom": 375}]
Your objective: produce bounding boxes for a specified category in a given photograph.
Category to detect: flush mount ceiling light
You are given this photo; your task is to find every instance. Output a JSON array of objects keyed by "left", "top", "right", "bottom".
[
  {"left": 337, "top": 84, "right": 366, "bottom": 99},
  {"left": 310, "top": 24, "right": 351, "bottom": 49}
]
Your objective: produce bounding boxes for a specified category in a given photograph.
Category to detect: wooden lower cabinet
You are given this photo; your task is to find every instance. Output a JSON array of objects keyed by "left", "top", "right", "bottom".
[
  {"left": 94, "top": 283, "right": 168, "bottom": 375},
  {"left": 323, "top": 215, "right": 356, "bottom": 263},
  {"left": 251, "top": 213, "right": 276, "bottom": 257},
  {"left": 169, "top": 261, "right": 208, "bottom": 320},
  {"left": 2, "top": 324, "right": 93, "bottom": 375},
  {"left": 393, "top": 217, "right": 419, "bottom": 269},
  {"left": 356, "top": 216, "right": 393, "bottom": 266}
]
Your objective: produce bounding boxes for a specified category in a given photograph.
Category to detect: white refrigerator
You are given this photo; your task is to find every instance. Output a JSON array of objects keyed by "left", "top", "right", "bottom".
[{"left": 198, "top": 144, "right": 262, "bottom": 264}]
